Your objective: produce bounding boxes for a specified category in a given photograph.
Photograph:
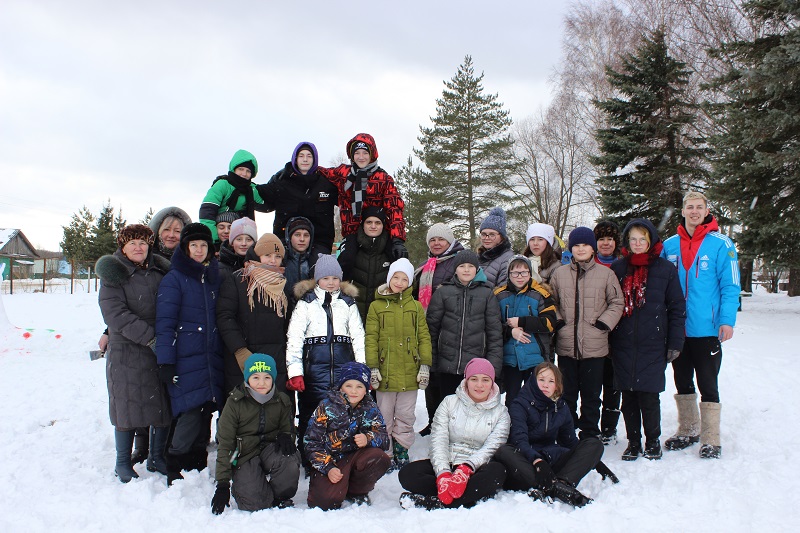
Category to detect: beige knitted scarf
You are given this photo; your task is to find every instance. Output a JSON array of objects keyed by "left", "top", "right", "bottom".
[{"left": 241, "top": 261, "right": 288, "bottom": 317}]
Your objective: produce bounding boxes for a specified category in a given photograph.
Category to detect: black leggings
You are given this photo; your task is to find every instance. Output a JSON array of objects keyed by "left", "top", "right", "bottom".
[{"left": 398, "top": 459, "right": 506, "bottom": 508}]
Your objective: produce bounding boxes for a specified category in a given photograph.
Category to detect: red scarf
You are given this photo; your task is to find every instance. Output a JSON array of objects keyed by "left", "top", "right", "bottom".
[
  {"left": 677, "top": 215, "right": 717, "bottom": 272},
  {"left": 620, "top": 241, "right": 663, "bottom": 317}
]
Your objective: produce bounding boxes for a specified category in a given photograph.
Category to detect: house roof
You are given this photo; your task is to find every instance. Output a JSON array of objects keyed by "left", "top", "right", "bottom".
[{"left": 0, "top": 228, "right": 39, "bottom": 258}]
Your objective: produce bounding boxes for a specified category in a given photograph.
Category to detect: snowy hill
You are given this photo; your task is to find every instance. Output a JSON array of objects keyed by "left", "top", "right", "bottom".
[{"left": 0, "top": 289, "right": 798, "bottom": 532}]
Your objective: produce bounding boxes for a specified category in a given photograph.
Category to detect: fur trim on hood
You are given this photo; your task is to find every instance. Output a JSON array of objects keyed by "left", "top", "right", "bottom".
[
  {"left": 293, "top": 278, "right": 359, "bottom": 300},
  {"left": 95, "top": 249, "right": 170, "bottom": 285}
]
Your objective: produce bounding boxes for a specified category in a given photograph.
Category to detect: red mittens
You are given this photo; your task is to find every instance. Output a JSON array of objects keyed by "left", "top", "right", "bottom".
[
  {"left": 436, "top": 472, "right": 455, "bottom": 505},
  {"left": 447, "top": 464, "right": 473, "bottom": 499},
  {"left": 286, "top": 376, "right": 305, "bottom": 392}
]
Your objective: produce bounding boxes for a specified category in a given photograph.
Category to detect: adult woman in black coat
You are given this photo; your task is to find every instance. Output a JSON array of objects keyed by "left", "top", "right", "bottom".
[{"left": 610, "top": 219, "right": 686, "bottom": 461}]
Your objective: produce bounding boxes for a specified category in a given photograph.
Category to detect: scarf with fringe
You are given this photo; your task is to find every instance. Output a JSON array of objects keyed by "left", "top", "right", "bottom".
[
  {"left": 417, "top": 240, "right": 458, "bottom": 310},
  {"left": 241, "top": 261, "right": 288, "bottom": 317},
  {"left": 620, "top": 242, "right": 663, "bottom": 317}
]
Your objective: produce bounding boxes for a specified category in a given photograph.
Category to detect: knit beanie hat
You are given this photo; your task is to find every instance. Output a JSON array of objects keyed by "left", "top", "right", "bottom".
[
  {"left": 229, "top": 217, "right": 258, "bottom": 243},
  {"left": 568, "top": 227, "right": 597, "bottom": 252},
  {"left": 314, "top": 254, "right": 343, "bottom": 281},
  {"left": 335, "top": 361, "right": 371, "bottom": 390},
  {"left": 215, "top": 211, "right": 240, "bottom": 225},
  {"left": 229, "top": 149, "right": 258, "bottom": 177},
  {"left": 594, "top": 220, "right": 620, "bottom": 241},
  {"left": 253, "top": 233, "right": 285, "bottom": 258},
  {"left": 346, "top": 133, "right": 379, "bottom": 162},
  {"left": 464, "top": 357, "right": 495, "bottom": 382},
  {"left": 526, "top": 223, "right": 555, "bottom": 247},
  {"left": 117, "top": 224, "right": 154, "bottom": 249},
  {"left": 426, "top": 223, "right": 454, "bottom": 244},
  {"left": 361, "top": 205, "right": 387, "bottom": 225},
  {"left": 243, "top": 353, "right": 278, "bottom": 383},
  {"left": 452, "top": 250, "right": 480, "bottom": 270},
  {"left": 180, "top": 223, "right": 214, "bottom": 257},
  {"left": 387, "top": 258, "right": 414, "bottom": 285},
  {"left": 479, "top": 207, "right": 508, "bottom": 238},
  {"left": 286, "top": 216, "right": 314, "bottom": 239}
]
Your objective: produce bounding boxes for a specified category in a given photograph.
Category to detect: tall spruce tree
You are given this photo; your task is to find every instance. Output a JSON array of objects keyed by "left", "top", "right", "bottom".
[
  {"left": 60, "top": 206, "right": 96, "bottom": 269},
  {"left": 90, "top": 200, "right": 119, "bottom": 262},
  {"left": 708, "top": 1, "right": 800, "bottom": 296},
  {"left": 415, "top": 55, "right": 518, "bottom": 242},
  {"left": 394, "top": 157, "right": 436, "bottom": 265},
  {"left": 592, "top": 28, "right": 709, "bottom": 235}
]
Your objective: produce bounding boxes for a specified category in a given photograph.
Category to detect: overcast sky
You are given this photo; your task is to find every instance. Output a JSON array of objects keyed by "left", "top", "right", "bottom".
[{"left": 0, "top": 0, "right": 572, "bottom": 250}]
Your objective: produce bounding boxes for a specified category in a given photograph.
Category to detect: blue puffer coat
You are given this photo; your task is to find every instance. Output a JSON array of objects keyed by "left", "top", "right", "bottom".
[
  {"left": 156, "top": 246, "right": 224, "bottom": 416},
  {"left": 508, "top": 377, "right": 579, "bottom": 465},
  {"left": 610, "top": 219, "right": 686, "bottom": 393},
  {"left": 494, "top": 279, "right": 556, "bottom": 371}
]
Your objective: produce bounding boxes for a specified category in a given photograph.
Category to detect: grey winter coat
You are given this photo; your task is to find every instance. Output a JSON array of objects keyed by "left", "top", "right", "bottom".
[
  {"left": 430, "top": 382, "right": 510, "bottom": 475},
  {"left": 425, "top": 270, "right": 504, "bottom": 377},
  {"left": 96, "top": 249, "right": 172, "bottom": 429},
  {"left": 549, "top": 259, "right": 624, "bottom": 360},
  {"left": 478, "top": 240, "right": 515, "bottom": 289}
]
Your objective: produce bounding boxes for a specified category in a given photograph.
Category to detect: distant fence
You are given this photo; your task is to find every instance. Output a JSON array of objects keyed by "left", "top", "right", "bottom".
[{"left": 0, "top": 276, "right": 100, "bottom": 295}]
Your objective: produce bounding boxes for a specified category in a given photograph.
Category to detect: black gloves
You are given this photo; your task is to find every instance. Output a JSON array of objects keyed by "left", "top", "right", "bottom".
[
  {"left": 336, "top": 233, "right": 358, "bottom": 279},
  {"left": 158, "top": 364, "right": 178, "bottom": 385},
  {"left": 276, "top": 433, "right": 297, "bottom": 456},
  {"left": 533, "top": 460, "right": 557, "bottom": 490},
  {"left": 210, "top": 481, "right": 230, "bottom": 515},
  {"left": 555, "top": 320, "right": 566, "bottom": 331},
  {"left": 667, "top": 349, "right": 681, "bottom": 363},
  {"left": 595, "top": 461, "right": 620, "bottom": 484},
  {"left": 391, "top": 238, "right": 409, "bottom": 260},
  {"left": 593, "top": 320, "right": 610, "bottom": 331}
]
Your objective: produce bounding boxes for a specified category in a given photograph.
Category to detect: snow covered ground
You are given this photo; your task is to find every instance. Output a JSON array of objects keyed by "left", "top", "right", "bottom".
[{"left": 1, "top": 288, "right": 798, "bottom": 532}]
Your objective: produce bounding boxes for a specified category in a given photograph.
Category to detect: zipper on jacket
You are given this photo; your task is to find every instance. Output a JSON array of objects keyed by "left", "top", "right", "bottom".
[
  {"left": 457, "top": 285, "right": 468, "bottom": 372},
  {"left": 574, "top": 265, "right": 581, "bottom": 360}
]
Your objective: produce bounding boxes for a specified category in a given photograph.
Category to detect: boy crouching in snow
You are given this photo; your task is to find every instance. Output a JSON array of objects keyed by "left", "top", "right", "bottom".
[
  {"left": 304, "top": 361, "right": 391, "bottom": 510},
  {"left": 211, "top": 354, "right": 299, "bottom": 514}
]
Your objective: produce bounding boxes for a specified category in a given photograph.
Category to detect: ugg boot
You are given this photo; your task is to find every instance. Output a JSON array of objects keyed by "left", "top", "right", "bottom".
[
  {"left": 664, "top": 393, "right": 700, "bottom": 450},
  {"left": 114, "top": 429, "right": 139, "bottom": 483},
  {"left": 146, "top": 426, "right": 169, "bottom": 474},
  {"left": 699, "top": 402, "right": 722, "bottom": 459},
  {"left": 130, "top": 428, "right": 149, "bottom": 465}
]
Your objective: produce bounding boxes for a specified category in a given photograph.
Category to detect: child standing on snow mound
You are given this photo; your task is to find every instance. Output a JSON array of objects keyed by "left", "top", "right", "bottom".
[
  {"left": 425, "top": 250, "right": 503, "bottom": 403},
  {"left": 286, "top": 254, "right": 366, "bottom": 463},
  {"left": 211, "top": 353, "right": 300, "bottom": 514},
  {"left": 304, "top": 361, "right": 391, "bottom": 510},
  {"left": 365, "top": 258, "right": 432, "bottom": 470},
  {"left": 318, "top": 133, "right": 408, "bottom": 262},
  {"left": 199, "top": 149, "right": 267, "bottom": 243},
  {"left": 549, "top": 227, "right": 623, "bottom": 441}
]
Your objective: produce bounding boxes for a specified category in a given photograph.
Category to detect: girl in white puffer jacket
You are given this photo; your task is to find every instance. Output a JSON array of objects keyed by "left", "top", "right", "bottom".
[{"left": 398, "top": 358, "right": 510, "bottom": 509}]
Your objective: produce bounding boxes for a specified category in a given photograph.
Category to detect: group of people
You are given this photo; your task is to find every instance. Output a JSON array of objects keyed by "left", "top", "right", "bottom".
[{"left": 95, "top": 132, "right": 740, "bottom": 514}]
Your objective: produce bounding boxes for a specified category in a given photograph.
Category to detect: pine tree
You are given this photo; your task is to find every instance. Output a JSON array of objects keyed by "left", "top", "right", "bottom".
[
  {"left": 60, "top": 206, "right": 96, "bottom": 269},
  {"left": 90, "top": 200, "right": 118, "bottom": 262},
  {"left": 415, "top": 55, "right": 518, "bottom": 242},
  {"left": 592, "top": 28, "right": 709, "bottom": 235},
  {"left": 140, "top": 207, "right": 154, "bottom": 225},
  {"left": 394, "top": 157, "right": 436, "bottom": 265},
  {"left": 708, "top": 1, "right": 800, "bottom": 296}
]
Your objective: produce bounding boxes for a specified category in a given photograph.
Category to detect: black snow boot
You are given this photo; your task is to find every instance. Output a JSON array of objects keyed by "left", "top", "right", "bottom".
[
  {"left": 166, "top": 452, "right": 184, "bottom": 486},
  {"left": 643, "top": 441, "right": 662, "bottom": 460},
  {"left": 346, "top": 493, "right": 371, "bottom": 506},
  {"left": 399, "top": 492, "right": 445, "bottom": 510},
  {"left": 130, "top": 428, "right": 149, "bottom": 465},
  {"left": 622, "top": 441, "right": 642, "bottom": 461},
  {"left": 146, "top": 426, "right": 169, "bottom": 474},
  {"left": 114, "top": 429, "right": 139, "bottom": 483},
  {"left": 547, "top": 480, "right": 592, "bottom": 507}
]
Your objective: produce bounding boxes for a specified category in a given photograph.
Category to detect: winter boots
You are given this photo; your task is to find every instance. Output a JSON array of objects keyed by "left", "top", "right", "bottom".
[
  {"left": 699, "top": 402, "right": 722, "bottom": 459},
  {"left": 664, "top": 393, "right": 701, "bottom": 451},
  {"left": 399, "top": 492, "right": 445, "bottom": 510},
  {"left": 146, "top": 426, "right": 169, "bottom": 475},
  {"left": 130, "top": 427, "right": 149, "bottom": 465},
  {"left": 547, "top": 480, "right": 592, "bottom": 507},
  {"left": 392, "top": 441, "right": 410, "bottom": 471},
  {"left": 114, "top": 429, "right": 139, "bottom": 483},
  {"left": 643, "top": 441, "right": 662, "bottom": 460},
  {"left": 600, "top": 428, "right": 617, "bottom": 446},
  {"left": 621, "top": 441, "right": 642, "bottom": 461}
]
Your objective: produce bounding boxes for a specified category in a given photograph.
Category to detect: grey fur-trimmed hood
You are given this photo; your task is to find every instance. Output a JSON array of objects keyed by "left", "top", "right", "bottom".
[
  {"left": 293, "top": 278, "right": 358, "bottom": 300},
  {"left": 95, "top": 249, "right": 170, "bottom": 285}
]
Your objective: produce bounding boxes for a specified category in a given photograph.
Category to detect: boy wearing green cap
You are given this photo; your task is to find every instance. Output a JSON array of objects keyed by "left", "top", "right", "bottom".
[
  {"left": 199, "top": 149, "right": 269, "bottom": 243},
  {"left": 211, "top": 353, "right": 299, "bottom": 514}
]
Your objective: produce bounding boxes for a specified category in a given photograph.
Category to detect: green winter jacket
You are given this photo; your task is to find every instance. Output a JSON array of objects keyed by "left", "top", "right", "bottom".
[
  {"left": 214, "top": 384, "right": 294, "bottom": 483},
  {"left": 365, "top": 284, "right": 432, "bottom": 392},
  {"left": 199, "top": 179, "right": 266, "bottom": 241}
]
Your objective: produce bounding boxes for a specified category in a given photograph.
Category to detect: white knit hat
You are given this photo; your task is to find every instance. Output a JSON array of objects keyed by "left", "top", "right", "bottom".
[
  {"left": 426, "top": 223, "right": 454, "bottom": 244},
  {"left": 387, "top": 258, "right": 414, "bottom": 284},
  {"left": 526, "top": 223, "right": 555, "bottom": 247}
]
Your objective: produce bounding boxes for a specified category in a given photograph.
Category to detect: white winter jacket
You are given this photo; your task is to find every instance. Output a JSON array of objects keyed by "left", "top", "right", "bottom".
[
  {"left": 286, "top": 280, "right": 366, "bottom": 379},
  {"left": 430, "top": 381, "right": 510, "bottom": 475}
]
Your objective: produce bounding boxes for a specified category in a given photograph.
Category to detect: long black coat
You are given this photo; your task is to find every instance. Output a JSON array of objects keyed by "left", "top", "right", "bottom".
[
  {"left": 610, "top": 221, "right": 686, "bottom": 393},
  {"left": 349, "top": 228, "right": 391, "bottom": 322},
  {"left": 96, "top": 249, "right": 172, "bottom": 429},
  {"left": 216, "top": 268, "right": 288, "bottom": 395}
]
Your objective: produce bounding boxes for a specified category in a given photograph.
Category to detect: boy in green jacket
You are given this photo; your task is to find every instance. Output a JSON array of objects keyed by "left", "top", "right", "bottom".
[
  {"left": 200, "top": 149, "right": 268, "bottom": 243},
  {"left": 210, "top": 353, "right": 299, "bottom": 514},
  {"left": 365, "top": 258, "right": 432, "bottom": 469}
]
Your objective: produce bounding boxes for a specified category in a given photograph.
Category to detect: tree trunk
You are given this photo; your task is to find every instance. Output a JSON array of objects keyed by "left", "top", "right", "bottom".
[
  {"left": 739, "top": 258, "right": 753, "bottom": 293},
  {"left": 788, "top": 268, "right": 800, "bottom": 297}
]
